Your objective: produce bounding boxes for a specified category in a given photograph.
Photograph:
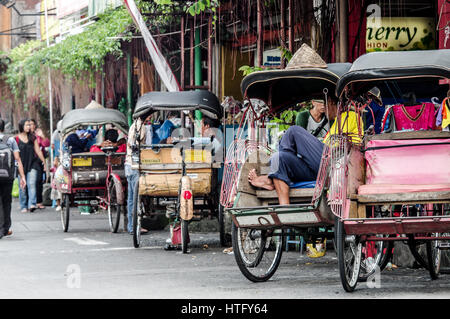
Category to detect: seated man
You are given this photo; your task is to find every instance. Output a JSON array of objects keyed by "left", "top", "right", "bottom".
[
  {"left": 155, "top": 111, "right": 180, "bottom": 144},
  {"left": 166, "top": 116, "right": 222, "bottom": 156},
  {"left": 295, "top": 98, "right": 330, "bottom": 139},
  {"left": 65, "top": 130, "right": 96, "bottom": 154},
  {"left": 90, "top": 129, "right": 126, "bottom": 153},
  {"left": 364, "top": 87, "right": 384, "bottom": 134},
  {"left": 249, "top": 97, "right": 363, "bottom": 206}
]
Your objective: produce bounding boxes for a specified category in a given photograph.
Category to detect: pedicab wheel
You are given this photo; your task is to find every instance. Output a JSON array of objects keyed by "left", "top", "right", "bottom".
[
  {"left": 231, "top": 222, "right": 284, "bottom": 282},
  {"left": 107, "top": 178, "right": 122, "bottom": 233},
  {"left": 426, "top": 234, "right": 441, "bottom": 280},
  {"left": 61, "top": 194, "right": 70, "bottom": 232},
  {"left": 358, "top": 236, "right": 393, "bottom": 282},
  {"left": 336, "top": 219, "right": 362, "bottom": 292},
  {"left": 181, "top": 218, "right": 189, "bottom": 254},
  {"left": 132, "top": 180, "right": 142, "bottom": 248}
]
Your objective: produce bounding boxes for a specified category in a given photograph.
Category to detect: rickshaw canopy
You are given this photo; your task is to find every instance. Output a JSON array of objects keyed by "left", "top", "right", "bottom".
[
  {"left": 60, "top": 108, "right": 129, "bottom": 136},
  {"left": 240, "top": 63, "right": 352, "bottom": 112},
  {"left": 133, "top": 90, "right": 223, "bottom": 120},
  {"left": 336, "top": 49, "right": 450, "bottom": 99}
]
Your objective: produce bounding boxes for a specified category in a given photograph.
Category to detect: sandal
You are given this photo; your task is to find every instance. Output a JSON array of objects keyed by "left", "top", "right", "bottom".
[
  {"left": 37, "top": 204, "right": 45, "bottom": 209},
  {"left": 20, "top": 209, "right": 28, "bottom": 213}
]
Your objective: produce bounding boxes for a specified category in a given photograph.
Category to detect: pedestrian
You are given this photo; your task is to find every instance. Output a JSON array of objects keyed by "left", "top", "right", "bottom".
[
  {"left": 50, "top": 156, "right": 62, "bottom": 212},
  {"left": 125, "top": 116, "right": 150, "bottom": 234},
  {"left": 0, "top": 118, "right": 27, "bottom": 238},
  {"left": 51, "top": 120, "right": 62, "bottom": 158},
  {"left": 29, "top": 119, "right": 50, "bottom": 209},
  {"left": 16, "top": 119, "right": 47, "bottom": 213}
]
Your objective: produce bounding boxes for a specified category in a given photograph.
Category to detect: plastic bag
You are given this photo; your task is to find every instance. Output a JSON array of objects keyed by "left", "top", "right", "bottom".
[
  {"left": 11, "top": 179, "right": 19, "bottom": 198},
  {"left": 306, "top": 238, "right": 327, "bottom": 258}
]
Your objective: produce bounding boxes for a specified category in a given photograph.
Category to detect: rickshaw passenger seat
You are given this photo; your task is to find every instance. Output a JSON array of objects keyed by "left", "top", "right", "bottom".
[
  {"left": 359, "top": 138, "right": 450, "bottom": 196},
  {"left": 290, "top": 181, "right": 316, "bottom": 189}
]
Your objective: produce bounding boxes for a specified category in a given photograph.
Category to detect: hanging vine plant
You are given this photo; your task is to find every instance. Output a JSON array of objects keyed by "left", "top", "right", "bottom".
[
  {"left": 1, "top": 2, "right": 217, "bottom": 102},
  {"left": 2, "top": 7, "right": 133, "bottom": 101}
]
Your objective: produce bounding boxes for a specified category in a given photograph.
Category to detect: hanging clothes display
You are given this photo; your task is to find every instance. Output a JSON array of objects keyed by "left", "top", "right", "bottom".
[
  {"left": 442, "top": 98, "right": 450, "bottom": 131},
  {"left": 391, "top": 102, "right": 436, "bottom": 131}
]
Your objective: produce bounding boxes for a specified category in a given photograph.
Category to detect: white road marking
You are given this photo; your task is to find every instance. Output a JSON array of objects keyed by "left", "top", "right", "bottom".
[{"left": 64, "top": 237, "right": 109, "bottom": 246}]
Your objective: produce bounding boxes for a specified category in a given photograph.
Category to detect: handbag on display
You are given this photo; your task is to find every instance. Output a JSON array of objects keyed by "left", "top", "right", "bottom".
[{"left": 392, "top": 102, "right": 436, "bottom": 131}]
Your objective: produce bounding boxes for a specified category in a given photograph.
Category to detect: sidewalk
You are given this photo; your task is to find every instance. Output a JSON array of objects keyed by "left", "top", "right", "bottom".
[{"left": 8, "top": 198, "right": 222, "bottom": 248}]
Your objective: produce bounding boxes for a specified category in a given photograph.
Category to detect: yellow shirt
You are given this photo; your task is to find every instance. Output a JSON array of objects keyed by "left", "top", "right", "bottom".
[{"left": 323, "top": 111, "right": 364, "bottom": 145}]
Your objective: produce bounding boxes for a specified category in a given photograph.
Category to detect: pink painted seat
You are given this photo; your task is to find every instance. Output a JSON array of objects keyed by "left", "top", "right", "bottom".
[{"left": 358, "top": 138, "right": 450, "bottom": 195}]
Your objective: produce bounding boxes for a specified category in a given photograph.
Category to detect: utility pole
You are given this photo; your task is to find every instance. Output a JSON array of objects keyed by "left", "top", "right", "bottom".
[
  {"left": 338, "top": 0, "right": 348, "bottom": 62},
  {"left": 44, "top": 0, "right": 53, "bottom": 180}
]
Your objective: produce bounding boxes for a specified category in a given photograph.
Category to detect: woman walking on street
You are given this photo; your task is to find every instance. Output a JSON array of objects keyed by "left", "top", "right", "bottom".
[
  {"left": 29, "top": 119, "right": 50, "bottom": 209},
  {"left": 16, "top": 119, "right": 47, "bottom": 213}
]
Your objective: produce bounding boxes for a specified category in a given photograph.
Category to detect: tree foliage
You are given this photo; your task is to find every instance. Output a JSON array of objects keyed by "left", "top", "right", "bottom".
[
  {"left": 1, "top": 2, "right": 219, "bottom": 102},
  {"left": 2, "top": 7, "right": 133, "bottom": 100}
]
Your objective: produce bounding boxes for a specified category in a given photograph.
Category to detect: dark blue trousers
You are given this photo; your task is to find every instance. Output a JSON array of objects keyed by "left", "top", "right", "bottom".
[{"left": 268, "top": 126, "right": 324, "bottom": 185}]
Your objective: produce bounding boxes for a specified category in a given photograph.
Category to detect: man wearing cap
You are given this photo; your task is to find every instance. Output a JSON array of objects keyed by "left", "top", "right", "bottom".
[{"left": 365, "top": 87, "right": 384, "bottom": 134}]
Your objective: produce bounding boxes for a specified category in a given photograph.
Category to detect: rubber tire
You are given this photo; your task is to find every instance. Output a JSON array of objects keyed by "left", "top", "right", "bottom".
[
  {"left": 61, "top": 194, "right": 70, "bottom": 232},
  {"left": 132, "top": 179, "right": 141, "bottom": 248},
  {"left": 231, "top": 222, "right": 283, "bottom": 283},
  {"left": 378, "top": 240, "right": 394, "bottom": 271},
  {"left": 108, "top": 179, "right": 122, "bottom": 233},
  {"left": 181, "top": 219, "right": 189, "bottom": 254},
  {"left": 336, "top": 219, "right": 361, "bottom": 292},
  {"left": 426, "top": 238, "right": 440, "bottom": 280}
]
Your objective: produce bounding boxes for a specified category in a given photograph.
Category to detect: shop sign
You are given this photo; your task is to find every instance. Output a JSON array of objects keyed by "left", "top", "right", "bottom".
[
  {"left": 366, "top": 17, "right": 435, "bottom": 52},
  {"left": 254, "top": 48, "right": 281, "bottom": 67}
]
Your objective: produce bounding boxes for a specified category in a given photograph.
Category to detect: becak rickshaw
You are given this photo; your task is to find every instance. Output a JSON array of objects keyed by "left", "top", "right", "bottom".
[
  {"left": 220, "top": 57, "right": 381, "bottom": 282},
  {"left": 130, "top": 90, "right": 226, "bottom": 253},
  {"left": 55, "top": 108, "right": 129, "bottom": 233},
  {"left": 332, "top": 49, "right": 450, "bottom": 292}
]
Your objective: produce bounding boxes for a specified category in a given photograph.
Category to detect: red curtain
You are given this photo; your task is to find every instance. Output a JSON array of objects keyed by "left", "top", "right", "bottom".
[{"left": 347, "top": 0, "right": 367, "bottom": 62}]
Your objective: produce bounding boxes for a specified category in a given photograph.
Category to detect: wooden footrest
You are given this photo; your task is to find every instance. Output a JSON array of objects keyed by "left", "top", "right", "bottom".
[
  {"left": 355, "top": 191, "right": 450, "bottom": 205},
  {"left": 256, "top": 188, "right": 314, "bottom": 199}
]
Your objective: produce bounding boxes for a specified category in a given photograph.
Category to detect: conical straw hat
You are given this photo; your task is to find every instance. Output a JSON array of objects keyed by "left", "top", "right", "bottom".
[
  {"left": 286, "top": 43, "right": 327, "bottom": 69},
  {"left": 84, "top": 100, "right": 104, "bottom": 109}
]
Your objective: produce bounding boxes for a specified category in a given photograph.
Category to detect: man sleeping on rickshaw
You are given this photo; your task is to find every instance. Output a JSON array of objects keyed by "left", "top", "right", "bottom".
[
  {"left": 248, "top": 96, "right": 364, "bottom": 206},
  {"left": 89, "top": 128, "right": 126, "bottom": 153}
]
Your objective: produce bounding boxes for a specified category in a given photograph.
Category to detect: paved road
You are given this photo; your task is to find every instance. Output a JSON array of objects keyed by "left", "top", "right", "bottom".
[{"left": 1, "top": 199, "right": 449, "bottom": 299}]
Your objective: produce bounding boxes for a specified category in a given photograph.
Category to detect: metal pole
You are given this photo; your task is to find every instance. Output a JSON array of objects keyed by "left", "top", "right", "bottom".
[
  {"left": 180, "top": 16, "right": 185, "bottom": 90},
  {"left": 207, "top": 15, "right": 212, "bottom": 91},
  {"left": 127, "top": 47, "right": 133, "bottom": 126},
  {"left": 180, "top": 16, "right": 185, "bottom": 127},
  {"left": 339, "top": 0, "right": 348, "bottom": 62},
  {"left": 288, "top": 0, "right": 294, "bottom": 53},
  {"left": 195, "top": 27, "right": 202, "bottom": 87},
  {"left": 44, "top": 0, "right": 53, "bottom": 181},
  {"left": 256, "top": 0, "right": 263, "bottom": 67},
  {"left": 280, "top": 0, "right": 286, "bottom": 68},
  {"left": 190, "top": 19, "right": 194, "bottom": 88}
]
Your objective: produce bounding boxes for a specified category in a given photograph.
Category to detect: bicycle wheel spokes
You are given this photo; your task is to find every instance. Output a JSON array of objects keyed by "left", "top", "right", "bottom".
[{"left": 233, "top": 224, "right": 284, "bottom": 282}]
